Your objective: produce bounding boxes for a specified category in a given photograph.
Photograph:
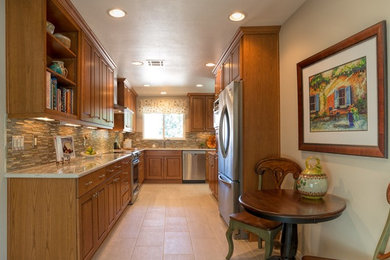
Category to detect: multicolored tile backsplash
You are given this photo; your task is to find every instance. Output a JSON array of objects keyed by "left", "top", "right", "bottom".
[
  {"left": 6, "top": 119, "right": 215, "bottom": 171},
  {"left": 6, "top": 119, "right": 124, "bottom": 171}
]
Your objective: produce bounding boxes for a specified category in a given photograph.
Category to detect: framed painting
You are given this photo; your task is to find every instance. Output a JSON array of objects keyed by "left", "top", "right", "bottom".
[{"left": 297, "top": 21, "right": 387, "bottom": 158}]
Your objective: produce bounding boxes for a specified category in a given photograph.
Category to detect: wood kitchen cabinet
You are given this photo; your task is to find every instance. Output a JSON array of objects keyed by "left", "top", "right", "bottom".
[
  {"left": 145, "top": 150, "right": 183, "bottom": 182},
  {"left": 7, "top": 0, "right": 80, "bottom": 121},
  {"left": 206, "top": 151, "right": 218, "bottom": 200},
  {"left": 188, "top": 94, "right": 215, "bottom": 132},
  {"left": 8, "top": 156, "right": 132, "bottom": 260},
  {"left": 139, "top": 151, "right": 145, "bottom": 184},
  {"left": 79, "top": 182, "right": 108, "bottom": 260},
  {"left": 212, "top": 26, "right": 280, "bottom": 194},
  {"left": 7, "top": 0, "right": 116, "bottom": 128},
  {"left": 215, "top": 67, "right": 222, "bottom": 96},
  {"left": 80, "top": 33, "right": 114, "bottom": 129},
  {"left": 115, "top": 78, "right": 138, "bottom": 132}
]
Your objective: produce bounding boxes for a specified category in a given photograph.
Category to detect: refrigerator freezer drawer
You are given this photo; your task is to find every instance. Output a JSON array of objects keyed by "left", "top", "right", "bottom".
[{"left": 218, "top": 173, "right": 240, "bottom": 224}]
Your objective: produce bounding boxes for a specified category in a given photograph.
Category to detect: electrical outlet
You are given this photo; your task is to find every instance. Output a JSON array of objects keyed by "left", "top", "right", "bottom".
[{"left": 12, "top": 135, "right": 24, "bottom": 151}]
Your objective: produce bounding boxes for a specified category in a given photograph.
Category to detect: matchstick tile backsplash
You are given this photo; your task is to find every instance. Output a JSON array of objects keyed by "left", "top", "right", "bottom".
[
  {"left": 6, "top": 119, "right": 124, "bottom": 171},
  {"left": 6, "top": 119, "right": 215, "bottom": 172}
]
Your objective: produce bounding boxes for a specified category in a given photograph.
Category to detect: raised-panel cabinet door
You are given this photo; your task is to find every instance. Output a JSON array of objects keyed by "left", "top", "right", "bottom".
[
  {"left": 81, "top": 35, "right": 93, "bottom": 121},
  {"left": 146, "top": 156, "right": 164, "bottom": 179},
  {"left": 106, "top": 179, "right": 115, "bottom": 227},
  {"left": 114, "top": 175, "right": 122, "bottom": 215},
  {"left": 215, "top": 68, "right": 222, "bottom": 94},
  {"left": 107, "top": 68, "right": 114, "bottom": 123},
  {"left": 222, "top": 56, "right": 232, "bottom": 88},
  {"left": 205, "top": 96, "right": 215, "bottom": 131},
  {"left": 232, "top": 43, "right": 240, "bottom": 81},
  {"left": 92, "top": 50, "right": 101, "bottom": 119},
  {"left": 190, "top": 96, "right": 206, "bottom": 131},
  {"left": 79, "top": 192, "right": 95, "bottom": 260},
  {"left": 101, "top": 60, "right": 108, "bottom": 122},
  {"left": 95, "top": 185, "right": 107, "bottom": 246},
  {"left": 139, "top": 153, "right": 145, "bottom": 184},
  {"left": 164, "top": 157, "right": 182, "bottom": 180}
]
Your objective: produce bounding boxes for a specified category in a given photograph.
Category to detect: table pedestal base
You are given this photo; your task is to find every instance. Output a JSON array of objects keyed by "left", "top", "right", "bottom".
[{"left": 267, "top": 223, "right": 297, "bottom": 260}]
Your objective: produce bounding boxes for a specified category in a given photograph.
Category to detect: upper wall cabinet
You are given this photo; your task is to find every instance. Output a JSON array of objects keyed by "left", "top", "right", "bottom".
[
  {"left": 80, "top": 33, "right": 114, "bottom": 128},
  {"left": 7, "top": 0, "right": 116, "bottom": 128},
  {"left": 7, "top": 0, "right": 81, "bottom": 122},
  {"left": 188, "top": 93, "right": 214, "bottom": 132},
  {"left": 114, "top": 78, "right": 137, "bottom": 132}
]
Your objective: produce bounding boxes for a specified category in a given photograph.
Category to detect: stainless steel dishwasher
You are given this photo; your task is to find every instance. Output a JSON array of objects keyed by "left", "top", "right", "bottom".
[{"left": 182, "top": 150, "right": 206, "bottom": 183}]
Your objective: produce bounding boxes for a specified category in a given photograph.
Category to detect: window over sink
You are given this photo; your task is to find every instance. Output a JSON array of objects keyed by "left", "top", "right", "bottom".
[{"left": 143, "top": 113, "right": 184, "bottom": 139}]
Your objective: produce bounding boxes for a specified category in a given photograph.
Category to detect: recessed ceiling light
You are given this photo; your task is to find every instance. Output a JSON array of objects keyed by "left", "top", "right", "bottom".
[
  {"left": 229, "top": 12, "right": 245, "bottom": 22},
  {"left": 206, "top": 63, "right": 215, "bottom": 67},
  {"left": 196, "top": 84, "right": 204, "bottom": 87},
  {"left": 160, "top": 91, "right": 167, "bottom": 95},
  {"left": 132, "top": 61, "right": 143, "bottom": 66},
  {"left": 108, "top": 8, "right": 127, "bottom": 18},
  {"left": 144, "top": 84, "right": 150, "bottom": 87}
]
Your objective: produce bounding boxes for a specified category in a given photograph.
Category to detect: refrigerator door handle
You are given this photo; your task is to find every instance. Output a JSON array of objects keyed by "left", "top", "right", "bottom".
[{"left": 218, "top": 174, "right": 233, "bottom": 186}]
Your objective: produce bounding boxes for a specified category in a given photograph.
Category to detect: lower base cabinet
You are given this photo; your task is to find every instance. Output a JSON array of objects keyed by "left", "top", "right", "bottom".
[
  {"left": 207, "top": 151, "right": 218, "bottom": 200},
  {"left": 145, "top": 150, "right": 182, "bottom": 182},
  {"left": 7, "top": 157, "right": 132, "bottom": 260}
]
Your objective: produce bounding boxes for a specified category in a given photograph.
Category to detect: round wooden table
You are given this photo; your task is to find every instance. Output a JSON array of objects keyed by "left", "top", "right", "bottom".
[{"left": 239, "top": 189, "right": 346, "bottom": 260}]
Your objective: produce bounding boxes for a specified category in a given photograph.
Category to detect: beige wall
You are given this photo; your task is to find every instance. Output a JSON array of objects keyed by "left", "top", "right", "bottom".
[
  {"left": 280, "top": 0, "right": 390, "bottom": 258},
  {"left": 0, "top": 0, "right": 6, "bottom": 257}
]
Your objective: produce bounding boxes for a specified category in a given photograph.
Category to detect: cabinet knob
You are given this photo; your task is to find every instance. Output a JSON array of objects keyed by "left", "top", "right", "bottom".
[{"left": 99, "top": 174, "right": 106, "bottom": 179}]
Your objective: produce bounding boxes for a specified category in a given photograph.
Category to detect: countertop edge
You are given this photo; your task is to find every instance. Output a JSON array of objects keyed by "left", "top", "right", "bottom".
[{"left": 5, "top": 153, "right": 133, "bottom": 179}]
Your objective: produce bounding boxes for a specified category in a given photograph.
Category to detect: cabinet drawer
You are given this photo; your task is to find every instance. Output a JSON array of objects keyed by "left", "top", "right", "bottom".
[
  {"left": 78, "top": 168, "right": 106, "bottom": 197},
  {"left": 120, "top": 156, "right": 132, "bottom": 166},
  {"left": 146, "top": 150, "right": 182, "bottom": 157},
  {"left": 105, "top": 161, "right": 122, "bottom": 177}
]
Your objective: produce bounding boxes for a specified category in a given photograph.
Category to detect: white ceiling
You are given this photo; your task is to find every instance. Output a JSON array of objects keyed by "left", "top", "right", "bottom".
[{"left": 71, "top": 0, "right": 306, "bottom": 96}]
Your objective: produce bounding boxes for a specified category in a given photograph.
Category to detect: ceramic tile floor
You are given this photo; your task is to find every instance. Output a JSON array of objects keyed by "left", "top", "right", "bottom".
[{"left": 93, "top": 183, "right": 269, "bottom": 260}]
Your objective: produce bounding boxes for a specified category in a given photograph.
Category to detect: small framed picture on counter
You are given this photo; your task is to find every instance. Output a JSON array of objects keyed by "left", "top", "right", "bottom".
[{"left": 54, "top": 136, "right": 75, "bottom": 162}]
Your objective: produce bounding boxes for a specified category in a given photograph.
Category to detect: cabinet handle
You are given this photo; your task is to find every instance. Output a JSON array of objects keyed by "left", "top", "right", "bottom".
[
  {"left": 113, "top": 178, "right": 120, "bottom": 182},
  {"left": 99, "top": 174, "right": 106, "bottom": 179},
  {"left": 85, "top": 181, "right": 93, "bottom": 186},
  {"left": 114, "top": 165, "right": 121, "bottom": 169},
  {"left": 107, "top": 169, "right": 115, "bottom": 173}
]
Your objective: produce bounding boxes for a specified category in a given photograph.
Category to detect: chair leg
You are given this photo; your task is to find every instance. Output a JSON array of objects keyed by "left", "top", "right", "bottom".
[
  {"left": 258, "top": 238, "right": 263, "bottom": 249},
  {"left": 264, "top": 236, "right": 274, "bottom": 259},
  {"left": 225, "top": 222, "right": 235, "bottom": 260}
]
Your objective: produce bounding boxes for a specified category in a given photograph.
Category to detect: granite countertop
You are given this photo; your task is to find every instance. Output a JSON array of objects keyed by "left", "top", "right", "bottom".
[
  {"left": 6, "top": 147, "right": 217, "bottom": 179},
  {"left": 5, "top": 153, "right": 133, "bottom": 179}
]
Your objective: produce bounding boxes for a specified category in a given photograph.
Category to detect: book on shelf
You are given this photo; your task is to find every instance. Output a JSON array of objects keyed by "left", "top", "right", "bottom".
[
  {"left": 51, "top": 76, "right": 58, "bottom": 110},
  {"left": 48, "top": 75, "right": 74, "bottom": 114},
  {"left": 46, "top": 71, "right": 51, "bottom": 109}
]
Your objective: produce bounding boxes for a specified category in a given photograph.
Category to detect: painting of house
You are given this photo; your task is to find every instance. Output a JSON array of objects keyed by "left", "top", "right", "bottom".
[{"left": 309, "top": 56, "right": 368, "bottom": 132}]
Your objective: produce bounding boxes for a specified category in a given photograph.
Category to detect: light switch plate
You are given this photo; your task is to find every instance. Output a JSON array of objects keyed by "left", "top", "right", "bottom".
[{"left": 12, "top": 135, "right": 24, "bottom": 151}]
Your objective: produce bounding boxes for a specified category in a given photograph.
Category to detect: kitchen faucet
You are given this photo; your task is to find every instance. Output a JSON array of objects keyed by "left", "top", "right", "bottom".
[{"left": 163, "top": 138, "right": 169, "bottom": 148}]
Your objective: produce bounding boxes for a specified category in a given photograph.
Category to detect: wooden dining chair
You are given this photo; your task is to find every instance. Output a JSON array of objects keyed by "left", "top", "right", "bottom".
[
  {"left": 303, "top": 183, "right": 390, "bottom": 260},
  {"left": 225, "top": 157, "right": 301, "bottom": 259}
]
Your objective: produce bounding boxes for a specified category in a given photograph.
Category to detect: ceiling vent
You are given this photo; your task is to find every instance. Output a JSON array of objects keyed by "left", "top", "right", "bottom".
[{"left": 147, "top": 59, "right": 164, "bottom": 67}]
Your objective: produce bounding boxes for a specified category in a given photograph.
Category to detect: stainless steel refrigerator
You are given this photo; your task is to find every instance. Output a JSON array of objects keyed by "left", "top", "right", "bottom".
[{"left": 216, "top": 81, "right": 242, "bottom": 224}]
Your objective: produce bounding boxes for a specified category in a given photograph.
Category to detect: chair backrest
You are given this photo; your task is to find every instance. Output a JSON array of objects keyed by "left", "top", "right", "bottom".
[
  {"left": 373, "top": 183, "right": 390, "bottom": 260},
  {"left": 255, "top": 157, "right": 301, "bottom": 190}
]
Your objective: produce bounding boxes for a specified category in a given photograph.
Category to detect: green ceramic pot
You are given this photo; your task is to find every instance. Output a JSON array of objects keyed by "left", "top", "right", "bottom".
[{"left": 296, "top": 157, "right": 328, "bottom": 199}]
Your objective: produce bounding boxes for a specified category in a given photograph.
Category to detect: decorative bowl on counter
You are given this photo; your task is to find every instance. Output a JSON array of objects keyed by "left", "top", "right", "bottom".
[
  {"left": 46, "top": 21, "right": 55, "bottom": 34},
  {"left": 54, "top": 33, "right": 71, "bottom": 48},
  {"left": 80, "top": 151, "right": 101, "bottom": 158}
]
